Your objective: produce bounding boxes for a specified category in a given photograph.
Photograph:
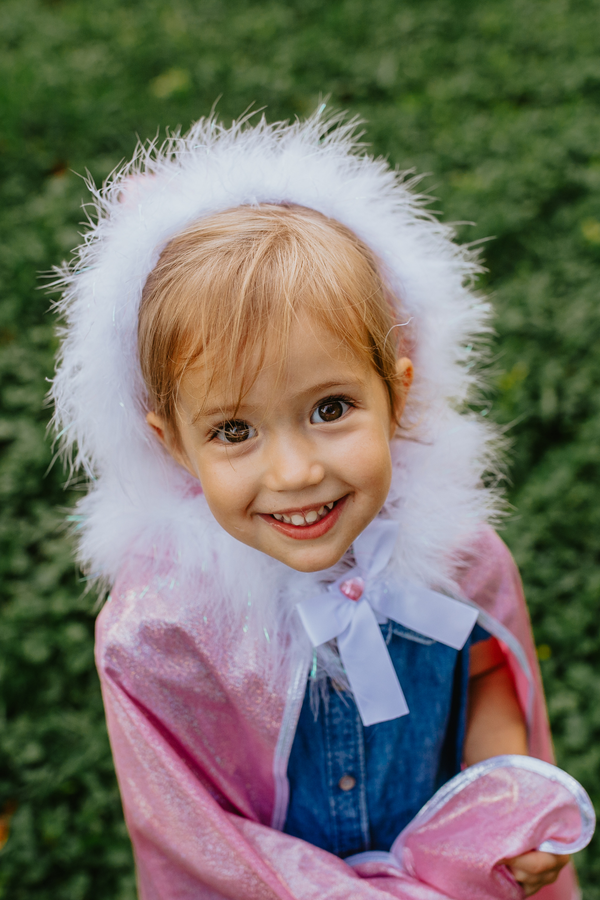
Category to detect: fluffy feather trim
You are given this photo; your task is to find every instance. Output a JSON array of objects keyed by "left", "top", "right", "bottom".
[{"left": 51, "top": 110, "right": 503, "bottom": 644}]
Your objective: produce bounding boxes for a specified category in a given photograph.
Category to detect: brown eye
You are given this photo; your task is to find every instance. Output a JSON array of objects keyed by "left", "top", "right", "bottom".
[
  {"left": 215, "top": 420, "right": 255, "bottom": 443},
  {"left": 311, "top": 399, "right": 350, "bottom": 424}
]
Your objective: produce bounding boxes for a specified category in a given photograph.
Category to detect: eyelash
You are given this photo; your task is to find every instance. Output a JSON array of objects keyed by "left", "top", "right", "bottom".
[
  {"left": 310, "top": 395, "right": 356, "bottom": 423},
  {"left": 209, "top": 395, "right": 356, "bottom": 444},
  {"left": 209, "top": 420, "right": 256, "bottom": 444}
]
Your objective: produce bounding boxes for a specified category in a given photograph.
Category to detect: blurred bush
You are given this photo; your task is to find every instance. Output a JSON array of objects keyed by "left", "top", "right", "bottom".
[{"left": 0, "top": 0, "right": 599, "bottom": 896}]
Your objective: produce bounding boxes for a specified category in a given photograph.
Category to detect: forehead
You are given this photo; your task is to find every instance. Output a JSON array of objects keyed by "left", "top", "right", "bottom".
[{"left": 177, "top": 312, "right": 375, "bottom": 415}]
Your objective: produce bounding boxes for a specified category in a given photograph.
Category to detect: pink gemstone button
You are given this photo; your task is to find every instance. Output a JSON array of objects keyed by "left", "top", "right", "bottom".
[{"left": 339, "top": 576, "right": 365, "bottom": 602}]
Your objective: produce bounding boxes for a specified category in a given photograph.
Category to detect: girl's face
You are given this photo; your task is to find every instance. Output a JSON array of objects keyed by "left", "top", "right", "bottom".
[{"left": 148, "top": 313, "right": 412, "bottom": 573}]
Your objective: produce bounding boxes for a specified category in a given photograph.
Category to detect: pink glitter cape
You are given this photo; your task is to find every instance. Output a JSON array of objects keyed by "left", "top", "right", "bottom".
[{"left": 96, "top": 527, "right": 590, "bottom": 899}]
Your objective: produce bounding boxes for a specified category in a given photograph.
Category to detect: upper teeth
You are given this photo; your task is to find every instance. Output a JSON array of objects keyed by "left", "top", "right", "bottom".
[{"left": 273, "top": 501, "right": 335, "bottom": 526}]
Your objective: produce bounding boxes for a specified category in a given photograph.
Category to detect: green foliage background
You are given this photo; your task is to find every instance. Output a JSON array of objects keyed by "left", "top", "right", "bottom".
[{"left": 1, "top": 0, "right": 599, "bottom": 896}]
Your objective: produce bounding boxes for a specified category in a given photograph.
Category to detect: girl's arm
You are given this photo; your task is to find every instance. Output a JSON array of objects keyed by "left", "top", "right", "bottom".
[
  {"left": 464, "top": 636, "right": 528, "bottom": 764},
  {"left": 465, "top": 638, "right": 570, "bottom": 896}
]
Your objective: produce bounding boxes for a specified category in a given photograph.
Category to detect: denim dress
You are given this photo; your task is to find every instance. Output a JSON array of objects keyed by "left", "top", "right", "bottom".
[{"left": 284, "top": 622, "right": 488, "bottom": 858}]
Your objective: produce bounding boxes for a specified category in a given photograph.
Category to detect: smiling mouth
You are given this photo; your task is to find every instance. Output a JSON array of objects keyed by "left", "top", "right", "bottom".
[
  {"left": 259, "top": 497, "right": 347, "bottom": 541},
  {"left": 271, "top": 501, "right": 335, "bottom": 527}
]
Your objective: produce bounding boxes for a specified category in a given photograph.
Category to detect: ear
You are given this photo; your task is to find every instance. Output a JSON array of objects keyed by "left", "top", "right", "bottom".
[
  {"left": 146, "top": 411, "right": 169, "bottom": 447},
  {"left": 390, "top": 357, "right": 413, "bottom": 437},
  {"left": 146, "top": 411, "right": 193, "bottom": 474}
]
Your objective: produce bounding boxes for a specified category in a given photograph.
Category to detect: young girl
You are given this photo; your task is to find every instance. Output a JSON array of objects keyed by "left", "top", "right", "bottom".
[{"left": 52, "top": 113, "right": 592, "bottom": 899}]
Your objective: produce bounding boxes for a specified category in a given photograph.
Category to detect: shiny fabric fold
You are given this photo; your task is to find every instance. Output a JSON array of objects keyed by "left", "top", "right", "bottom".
[{"left": 388, "top": 757, "right": 593, "bottom": 899}]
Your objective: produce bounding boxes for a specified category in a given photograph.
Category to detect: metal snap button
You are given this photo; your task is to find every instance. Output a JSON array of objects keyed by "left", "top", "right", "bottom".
[{"left": 338, "top": 774, "right": 356, "bottom": 791}]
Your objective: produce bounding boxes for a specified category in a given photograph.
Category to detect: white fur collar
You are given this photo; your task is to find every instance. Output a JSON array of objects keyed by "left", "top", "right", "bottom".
[{"left": 51, "top": 111, "right": 502, "bottom": 640}]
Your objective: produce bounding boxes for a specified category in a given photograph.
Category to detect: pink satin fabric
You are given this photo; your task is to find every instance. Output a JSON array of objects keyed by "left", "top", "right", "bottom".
[
  {"left": 96, "top": 527, "right": 579, "bottom": 899},
  {"left": 391, "top": 765, "right": 583, "bottom": 900}
]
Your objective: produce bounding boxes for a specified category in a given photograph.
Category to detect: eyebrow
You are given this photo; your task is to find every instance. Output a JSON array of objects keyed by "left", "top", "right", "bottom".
[{"left": 193, "top": 379, "right": 367, "bottom": 422}]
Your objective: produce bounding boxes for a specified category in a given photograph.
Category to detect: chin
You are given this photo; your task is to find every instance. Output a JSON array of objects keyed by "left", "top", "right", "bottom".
[{"left": 280, "top": 548, "right": 348, "bottom": 574}]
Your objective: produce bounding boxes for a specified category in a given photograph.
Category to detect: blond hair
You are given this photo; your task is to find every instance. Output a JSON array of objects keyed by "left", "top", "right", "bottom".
[{"left": 138, "top": 204, "right": 408, "bottom": 444}]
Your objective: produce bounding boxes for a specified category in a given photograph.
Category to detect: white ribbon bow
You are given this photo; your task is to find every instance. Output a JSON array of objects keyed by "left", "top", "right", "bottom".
[{"left": 296, "top": 518, "right": 479, "bottom": 727}]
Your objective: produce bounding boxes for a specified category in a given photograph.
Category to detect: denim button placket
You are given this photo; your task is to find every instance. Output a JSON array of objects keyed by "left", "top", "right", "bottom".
[
  {"left": 324, "top": 688, "right": 370, "bottom": 856},
  {"left": 284, "top": 623, "right": 489, "bottom": 855}
]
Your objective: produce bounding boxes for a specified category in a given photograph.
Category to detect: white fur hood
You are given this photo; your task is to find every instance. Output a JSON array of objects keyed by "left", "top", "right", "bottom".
[{"left": 51, "top": 110, "right": 502, "bottom": 634}]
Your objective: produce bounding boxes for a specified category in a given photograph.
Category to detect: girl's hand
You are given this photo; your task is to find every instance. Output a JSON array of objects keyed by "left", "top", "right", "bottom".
[{"left": 503, "top": 851, "right": 570, "bottom": 896}]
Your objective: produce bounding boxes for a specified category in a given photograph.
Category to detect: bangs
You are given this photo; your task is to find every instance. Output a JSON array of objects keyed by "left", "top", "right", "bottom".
[{"left": 138, "top": 204, "right": 408, "bottom": 442}]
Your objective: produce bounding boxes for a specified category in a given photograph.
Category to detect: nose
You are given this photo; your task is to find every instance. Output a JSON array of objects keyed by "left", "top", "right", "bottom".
[{"left": 262, "top": 432, "right": 325, "bottom": 493}]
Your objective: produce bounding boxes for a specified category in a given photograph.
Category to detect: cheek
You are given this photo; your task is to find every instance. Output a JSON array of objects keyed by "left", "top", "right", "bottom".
[
  {"left": 337, "top": 429, "right": 393, "bottom": 498},
  {"left": 195, "top": 457, "right": 253, "bottom": 521}
]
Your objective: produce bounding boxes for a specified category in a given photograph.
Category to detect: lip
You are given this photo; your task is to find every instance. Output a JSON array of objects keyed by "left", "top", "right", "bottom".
[{"left": 258, "top": 496, "right": 347, "bottom": 541}]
